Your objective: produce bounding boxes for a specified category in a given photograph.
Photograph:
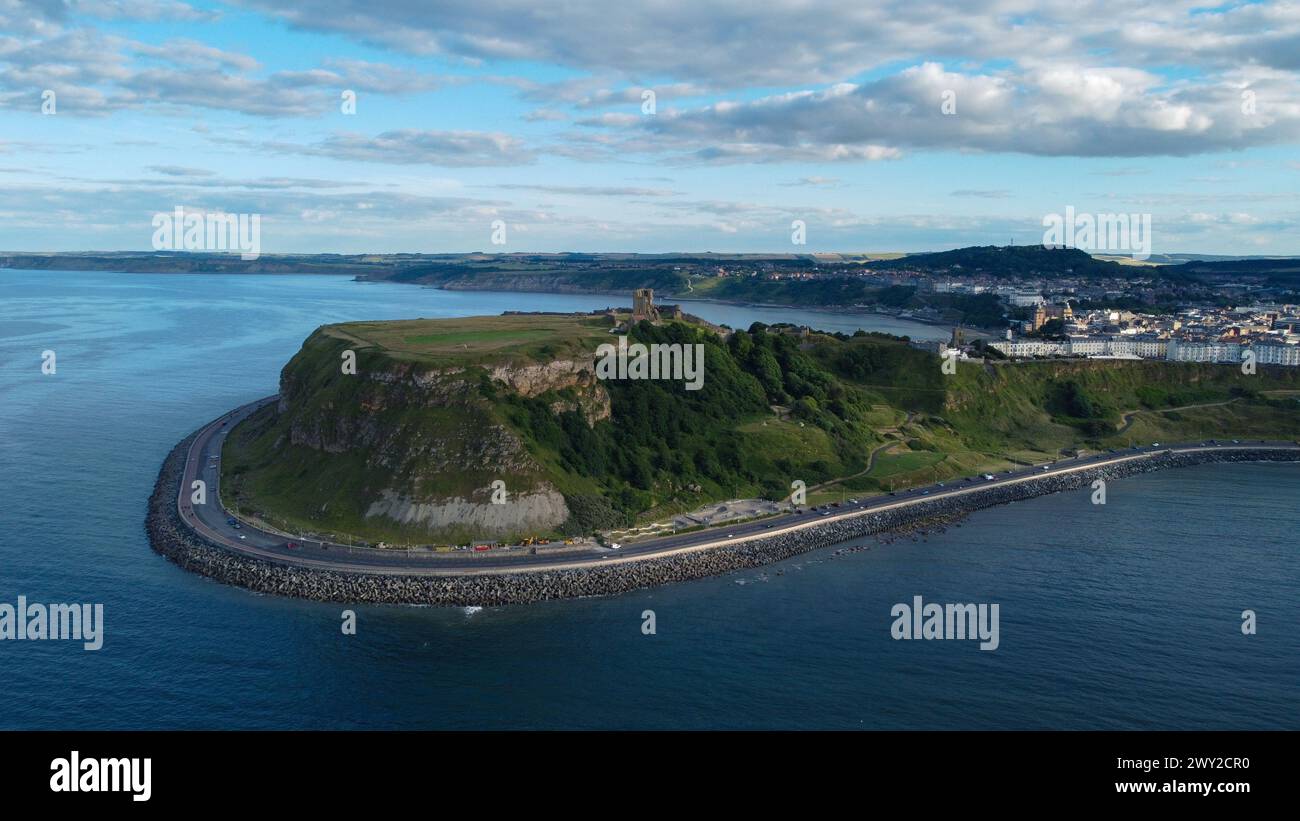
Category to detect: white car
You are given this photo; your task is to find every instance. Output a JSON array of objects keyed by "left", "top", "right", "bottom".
[{"left": 609, "top": 543, "right": 621, "bottom": 550}]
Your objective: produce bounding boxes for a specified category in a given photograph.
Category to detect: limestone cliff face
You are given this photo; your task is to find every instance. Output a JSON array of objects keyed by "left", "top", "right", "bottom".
[
  {"left": 264, "top": 334, "right": 613, "bottom": 539},
  {"left": 489, "top": 358, "right": 611, "bottom": 426},
  {"left": 364, "top": 488, "right": 569, "bottom": 535}
]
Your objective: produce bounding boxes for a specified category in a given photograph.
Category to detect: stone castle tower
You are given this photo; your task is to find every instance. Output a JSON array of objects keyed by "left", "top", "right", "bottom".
[{"left": 632, "top": 288, "right": 659, "bottom": 322}]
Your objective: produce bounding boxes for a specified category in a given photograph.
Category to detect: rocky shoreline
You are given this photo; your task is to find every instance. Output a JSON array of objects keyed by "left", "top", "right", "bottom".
[{"left": 147, "top": 434, "right": 1300, "bottom": 607}]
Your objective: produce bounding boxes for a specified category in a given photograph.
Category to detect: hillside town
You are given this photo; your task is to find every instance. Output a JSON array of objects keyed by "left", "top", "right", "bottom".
[{"left": 977, "top": 302, "right": 1300, "bottom": 366}]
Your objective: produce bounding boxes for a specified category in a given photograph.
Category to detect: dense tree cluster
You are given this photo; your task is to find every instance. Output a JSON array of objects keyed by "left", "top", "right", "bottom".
[{"left": 503, "top": 322, "right": 935, "bottom": 524}]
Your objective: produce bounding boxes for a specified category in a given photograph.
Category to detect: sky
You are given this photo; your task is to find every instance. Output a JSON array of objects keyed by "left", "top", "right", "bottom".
[{"left": 0, "top": 0, "right": 1298, "bottom": 255}]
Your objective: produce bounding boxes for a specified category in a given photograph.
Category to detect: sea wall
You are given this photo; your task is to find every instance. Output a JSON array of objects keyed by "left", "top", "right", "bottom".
[{"left": 147, "top": 436, "right": 1300, "bottom": 607}]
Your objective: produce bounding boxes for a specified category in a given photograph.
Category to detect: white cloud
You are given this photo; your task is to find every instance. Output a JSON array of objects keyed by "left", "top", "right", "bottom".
[
  {"left": 571, "top": 62, "right": 1300, "bottom": 160},
  {"left": 235, "top": 0, "right": 1300, "bottom": 85}
]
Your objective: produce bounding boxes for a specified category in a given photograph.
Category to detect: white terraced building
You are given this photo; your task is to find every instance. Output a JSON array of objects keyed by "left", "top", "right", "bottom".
[
  {"left": 1165, "top": 338, "right": 1300, "bottom": 366},
  {"left": 988, "top": 338, "right": 1068, "bottom": 357},
  {"left": 989, "top": 335, "right": 1168, "bottom": 359},
  {"left": 990, "top": 334, "right": 1298, "bottom": 366},
  {"left": 1255, "top": 340, "right": 1300, "bottom": 366},
  {"left": 1165, "top": 339, "right": 1241, "bottom": 364}
]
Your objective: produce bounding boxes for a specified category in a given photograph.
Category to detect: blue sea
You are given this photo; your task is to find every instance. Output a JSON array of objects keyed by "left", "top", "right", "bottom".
[{"left": 1, "top": 269, "right": 1297, "bottom": 729}]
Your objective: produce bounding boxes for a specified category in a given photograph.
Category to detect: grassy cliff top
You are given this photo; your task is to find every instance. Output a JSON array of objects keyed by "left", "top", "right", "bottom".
[{"left": 320, "top": 313, "right": 620, "bottom": 367}]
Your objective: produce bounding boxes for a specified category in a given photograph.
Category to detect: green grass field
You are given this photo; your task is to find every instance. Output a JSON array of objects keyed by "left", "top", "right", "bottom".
[{"left": 325, "top": 314, "right": 616, "bottom": 367}]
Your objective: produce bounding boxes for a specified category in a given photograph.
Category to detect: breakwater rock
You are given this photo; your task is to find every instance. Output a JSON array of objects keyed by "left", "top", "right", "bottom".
[{"left": 147, "top": 437, "right": 1300, "bottom": 607}]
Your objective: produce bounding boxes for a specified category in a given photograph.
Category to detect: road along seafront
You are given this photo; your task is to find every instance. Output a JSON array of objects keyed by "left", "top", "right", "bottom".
[{"left": 146, "top": 407, "right": 1300, "bottom": 606}]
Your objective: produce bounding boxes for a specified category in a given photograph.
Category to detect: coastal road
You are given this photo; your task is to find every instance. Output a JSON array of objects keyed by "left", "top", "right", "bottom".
[{"left": 176, "top": 397, "right": 1300, "bottom": 576}]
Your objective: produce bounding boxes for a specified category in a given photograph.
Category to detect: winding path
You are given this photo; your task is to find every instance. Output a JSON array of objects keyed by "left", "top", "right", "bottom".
[{"left": 1116, "top": 398, "right": 1243, "bottom": 434}]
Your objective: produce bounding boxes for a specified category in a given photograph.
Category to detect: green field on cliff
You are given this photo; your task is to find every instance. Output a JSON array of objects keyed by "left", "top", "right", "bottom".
[
  {"left": 221, "top": 312, "right": 1300, "bottom": 544},
  {"left": 322, "top": 314, "right": 614, "bottom": 366}
]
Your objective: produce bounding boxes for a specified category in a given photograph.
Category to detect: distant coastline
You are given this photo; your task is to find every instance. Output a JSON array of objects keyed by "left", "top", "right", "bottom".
[
  {"left": 11, "top": 246, "right": 1300, "bottom": 334},
  {"left": 0, "top": 261, "right": 960, "bottom": 335}
]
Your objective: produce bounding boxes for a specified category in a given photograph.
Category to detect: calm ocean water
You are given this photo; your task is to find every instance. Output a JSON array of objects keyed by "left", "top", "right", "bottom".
[{"left": 1, "top": 269, "right": 1297, "bottom": 729}]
